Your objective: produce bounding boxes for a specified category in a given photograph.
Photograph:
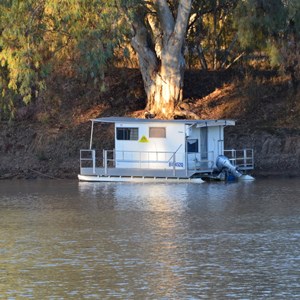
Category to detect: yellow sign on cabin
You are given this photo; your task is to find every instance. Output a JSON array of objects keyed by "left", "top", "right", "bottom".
[{"left": 139, "top": 135, "right": 149, "bottom": 143}]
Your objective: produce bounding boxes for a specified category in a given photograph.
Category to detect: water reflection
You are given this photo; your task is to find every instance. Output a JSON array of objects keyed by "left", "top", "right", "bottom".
[
  {"left": 0, "top": 179, "right": 299, "bottom": 299},
  {"left": 78, "top": 181, "right": 257, "bottom": 214},
  {"left": 79, "top": 182, "right": 192, "bottom": 212}
]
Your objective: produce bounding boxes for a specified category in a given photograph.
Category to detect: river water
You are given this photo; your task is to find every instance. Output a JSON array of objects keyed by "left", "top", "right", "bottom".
[{"left": 0, "top": 178, "right": 299, "bottom": 299}]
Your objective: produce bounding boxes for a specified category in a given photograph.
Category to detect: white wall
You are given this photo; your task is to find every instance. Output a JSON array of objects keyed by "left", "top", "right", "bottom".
[
  {"left": 113, "top": 121, "right": 225, "bottom": 170},
  {"left": 114, "top": 121, "right": 186, "bottom": 169}
]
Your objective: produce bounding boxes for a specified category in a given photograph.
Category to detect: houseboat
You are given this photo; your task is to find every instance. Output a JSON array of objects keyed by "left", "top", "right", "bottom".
[{"left": 78, "top": 117, "right": 254, "bottom": 183}]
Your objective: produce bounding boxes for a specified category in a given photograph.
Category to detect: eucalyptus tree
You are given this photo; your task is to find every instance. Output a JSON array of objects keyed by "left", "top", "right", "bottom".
[
  {"left": 0, "top": 1, "right": 46, "bottom": 114},
  {"left": 0, "top": 0, "right": 195, "bottom": 119},
  {"left": 126, "top": 0, "right": 194, "bottom": 118},
  {"left": 5, "top": 0, "right": 299, "bottom": 120}
]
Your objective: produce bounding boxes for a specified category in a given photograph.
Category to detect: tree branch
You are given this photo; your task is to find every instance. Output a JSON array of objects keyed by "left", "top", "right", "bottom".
[
  {"left": 131, "top": 16, "right": 158, "bottom": 69},
  {"left": 174, "top": 0, "right": 192, "bottom": 42},
  {"left": 154, "top": 0, "right": 174, "bottom": 36},
  {"left": 146, "top": 13, "right": 163, "bottom": 59}
]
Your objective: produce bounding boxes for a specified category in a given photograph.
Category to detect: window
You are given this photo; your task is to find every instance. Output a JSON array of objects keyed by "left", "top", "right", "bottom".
[
  {"left": 116, "top": 128, "right": 139, "bottom": 140},
  {"left": 200, "top": 127, "right": 208, "bottom": 159},
  {"left": 187, "top": 139, "right": 198, "bottom": 153},
  {"left": 149, "top": 127, "right": 166, "bottom": 138}
]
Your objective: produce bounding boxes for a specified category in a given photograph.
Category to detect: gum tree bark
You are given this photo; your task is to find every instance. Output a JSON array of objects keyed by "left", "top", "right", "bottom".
[{"left": 131, "top": 0, "right": 193, "bottom": 118}]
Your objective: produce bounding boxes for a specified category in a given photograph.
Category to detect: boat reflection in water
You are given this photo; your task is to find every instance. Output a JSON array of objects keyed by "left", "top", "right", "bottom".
[
  {"left": 79, "top": 181, "right": 191, "bottom": 211},
  {"left": 77, "top": 180, "right": 255, "bottom": 213}
]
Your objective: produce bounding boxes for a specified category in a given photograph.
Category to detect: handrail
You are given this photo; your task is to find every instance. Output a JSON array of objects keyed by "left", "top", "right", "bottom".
[
  {"left": 113, "top": 150, "right": 181, "bottom": 161},
  {"left": 167, "top": 144, "right": 183, "bottom": 163},
  {"left": 81, "top": 148, "right": 254, "bottom": 174},
  {"left": 224, "top": 148, "right": 254, "bottom": 170},
  {"left": 80, "top": 149, "right": 96, "bottom": 174},
  {"left": 167, "top": 144, "right": 183, "bottom": 176}
]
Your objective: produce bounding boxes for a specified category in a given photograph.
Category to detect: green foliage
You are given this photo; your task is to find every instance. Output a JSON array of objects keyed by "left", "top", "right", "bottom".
[
  {"left": 235, "top": 0, "right": 287, "bottom": 49},
  {"left": 74, "top": 2, "right": 128, "bottom": 82},
  {"left": 0, "top": 0, "right": 129, "bottom": 117},
  {"left": 234, "top": 0, "right": 300, "bottom": 85},
  {"left": 0, "top": 1, "right": 45, "bottom": 108},
  {"left": 286, "top": 0, "right": 300, "bottom": 32}
]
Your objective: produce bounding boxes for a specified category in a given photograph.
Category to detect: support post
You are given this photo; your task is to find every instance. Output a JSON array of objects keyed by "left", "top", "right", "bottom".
[
  {"left": 92, "top": 150, "right": 96, "bottom": 174},
  {"left": 173, "top": 154, "right": 176, "bottom": 176},
  {"left": 185, "top": 152, "right": 188, "bottom": 176},
  {"left": 89, "top": 121, "right": 94, "bottom": 150},
  {"left": 104, "top": 150, "right": 108, "bottom": 176}
]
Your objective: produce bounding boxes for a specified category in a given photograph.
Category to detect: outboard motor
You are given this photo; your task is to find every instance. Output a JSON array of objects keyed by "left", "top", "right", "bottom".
[{"left": 216, "top": 155, "right": 242, "bottom": 178}]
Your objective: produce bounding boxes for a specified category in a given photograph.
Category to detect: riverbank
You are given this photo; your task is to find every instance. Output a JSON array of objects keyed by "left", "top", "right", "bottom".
[{"left": 0, "top": 69, "right": 299, "bottom": 179}]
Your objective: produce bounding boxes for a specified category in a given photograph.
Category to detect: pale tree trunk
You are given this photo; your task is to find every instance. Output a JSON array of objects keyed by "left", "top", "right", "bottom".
[
  {"left": 148, "top": 46, "right": 186, "bottom": 118},
  {"left": 131, "top": 0, "right": 193, "bottom": 119}
]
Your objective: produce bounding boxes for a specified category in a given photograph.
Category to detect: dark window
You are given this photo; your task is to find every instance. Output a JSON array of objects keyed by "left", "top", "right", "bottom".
[
  {"left": 149, "top": 127, "right": 166, "bottom": 138},
  {"left": 200, "top": 127, "right": 208, "bottom": 159},
  {"left": 116, "top": 128, "right": 139, "bottom": 140},
  {"left": 187, "top": 139, "right": 198, "bottom": 153}
]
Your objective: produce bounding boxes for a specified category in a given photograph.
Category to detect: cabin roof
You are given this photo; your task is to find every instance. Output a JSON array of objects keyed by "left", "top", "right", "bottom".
[{"left": 91, "top": 117, "right": 235, "bottom": 127}]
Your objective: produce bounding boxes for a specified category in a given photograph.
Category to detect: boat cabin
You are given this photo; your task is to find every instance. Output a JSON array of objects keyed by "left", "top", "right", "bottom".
[{"left": 79, "top": 117, "right": 254, "bottom": 182}]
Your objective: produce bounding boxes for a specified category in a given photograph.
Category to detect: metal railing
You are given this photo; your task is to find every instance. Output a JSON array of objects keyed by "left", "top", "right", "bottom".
[
  {"left": 80, "top": 148, "right": 215, "bottom": 173},
  {"left": 80, "top": 148, "right": 254, "bottom": 175},
  {"left": 80, "top": 149, "right": 96, "bottom": 174},
  {"left": 167, "top": 144, "right": 183, "bottom": 175},
  {"left": 113, "top": 150, "right": 182, "bottom": 166},
  {"left": 223, "top": 149, "right": 254, "bottom": 170}
]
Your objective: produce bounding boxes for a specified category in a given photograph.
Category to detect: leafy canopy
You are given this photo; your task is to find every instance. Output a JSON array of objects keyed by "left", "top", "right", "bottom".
[{"left": 0, "top": 0, "right": 128, "bottom": 115}]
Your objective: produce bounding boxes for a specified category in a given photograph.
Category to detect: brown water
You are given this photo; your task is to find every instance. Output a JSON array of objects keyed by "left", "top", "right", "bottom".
[{"left": 0, "top": 179, "right": 299, "bottom": 299}]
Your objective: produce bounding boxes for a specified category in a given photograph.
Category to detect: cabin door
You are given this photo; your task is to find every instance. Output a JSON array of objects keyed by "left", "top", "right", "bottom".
[
  {"left": 186, "top": 127, "right": 208, "bottom": 170},
  {"left": 186, "top": 139, "right": 200, "bottom": 169}
]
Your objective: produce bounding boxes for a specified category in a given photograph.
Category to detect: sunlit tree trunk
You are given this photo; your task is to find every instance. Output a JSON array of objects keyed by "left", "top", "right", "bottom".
[
  {"left": 131, "top": 0, "right": 193, "bottom": 119},
  {"left": 146, "top": 43, "right": 186, "bottom": 118}
]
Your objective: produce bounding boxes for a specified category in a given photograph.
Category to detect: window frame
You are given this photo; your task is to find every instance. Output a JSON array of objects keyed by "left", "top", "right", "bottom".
[
  {"left": 116, "top": 127, "right": 139, "bottom": 141},
  {"left": 149, "top": 127, "right": 166, "bottom": 138}
]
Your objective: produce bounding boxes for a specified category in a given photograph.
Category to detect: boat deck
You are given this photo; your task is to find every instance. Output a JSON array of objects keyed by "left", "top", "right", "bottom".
[
  {"left": 80, "top": 167, "right": 212, "bottom": 178},
  {"left": 78, "top": 148, "right": 254, "bottom": 182},
  {"left": 78, "top": 167, "right": 209, "bottom": 183}
]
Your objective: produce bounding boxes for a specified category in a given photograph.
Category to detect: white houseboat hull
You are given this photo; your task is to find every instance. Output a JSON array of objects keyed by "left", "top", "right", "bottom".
[{"left": 78, "top": 174, "right": 205, "bottom": 183}]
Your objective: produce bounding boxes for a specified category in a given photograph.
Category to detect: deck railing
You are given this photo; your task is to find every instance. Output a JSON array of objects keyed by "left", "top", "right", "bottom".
[
  {"left": 80, "top": 149, "right": 216, "bottom": 175},
  {"left": 80, "top": 148, "right": 254, "bottom": 175},
  {"left": 80, "top": 149, "right": 96, "bottom": 174},
  {"left": 223, "top": 149, "right": 254, "bottom": 170},
  {"left": 113, "top": 149, "right": 183, "bottom": 167}
]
